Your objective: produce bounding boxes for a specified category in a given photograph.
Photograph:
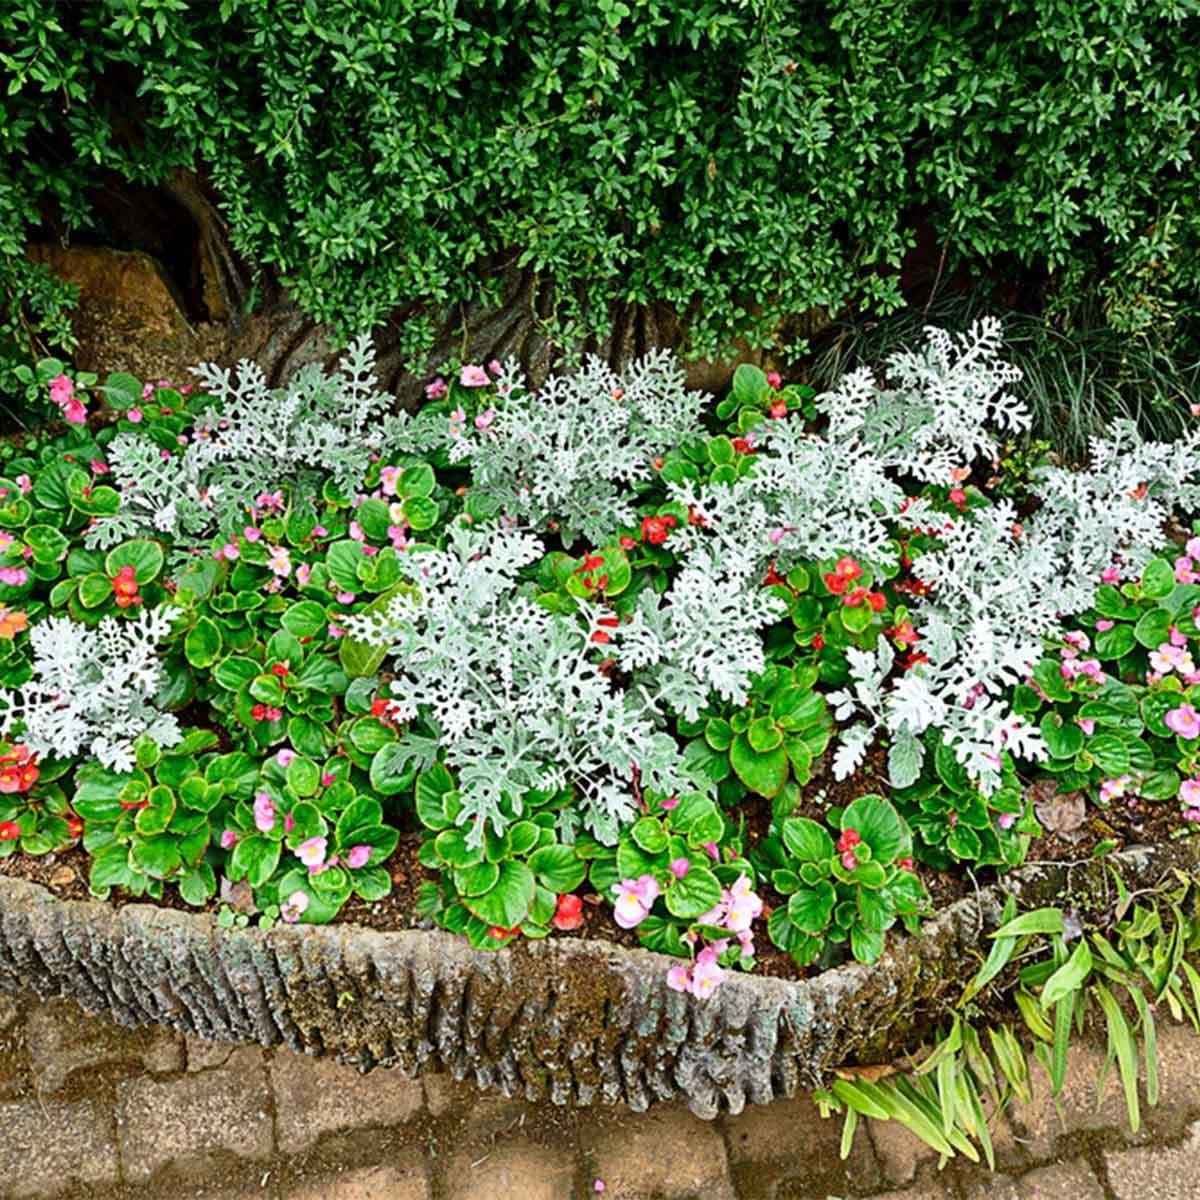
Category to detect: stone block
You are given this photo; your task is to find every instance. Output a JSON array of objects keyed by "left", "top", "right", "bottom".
[
  {"left": 1105, "top": 1120, "right": 1200, "bottom": 1200},
  {"left": 283, "top": 1157, "right": 430, "bottom": 1199},
  {"left": 1016, "top": 1158, "right": 1105, "bottom": 1199},
  {"left": 0, "top": 1096, "right": 118, "bottom": 1198},
  {"left": 117, "top": 1046, "right": 272, "bottom": 1184},
  {"left": 442, "top": 1143, "right": 575, "bottom": 1200},
  {"left": 583, "top": 1104, "right": 733, "bottom": 1199},
  {"left": 270, "top": 1049, "right": 424, "bottom": 1154}
]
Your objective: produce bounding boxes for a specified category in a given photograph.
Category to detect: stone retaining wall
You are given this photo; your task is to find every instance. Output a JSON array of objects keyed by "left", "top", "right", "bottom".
[{"left": 0, "top": 840, "right": 1195, "bottom": 1121}]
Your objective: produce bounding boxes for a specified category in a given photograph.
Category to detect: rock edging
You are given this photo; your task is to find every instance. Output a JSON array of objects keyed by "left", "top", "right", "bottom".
[{"left": 0, "top": 841, "right": 1194, "bottom": 1119}]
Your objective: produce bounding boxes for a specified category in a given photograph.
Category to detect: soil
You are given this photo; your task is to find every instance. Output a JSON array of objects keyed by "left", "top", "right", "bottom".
[{"left": 1, "top": 746, "right": 1193, "bottom": 990}]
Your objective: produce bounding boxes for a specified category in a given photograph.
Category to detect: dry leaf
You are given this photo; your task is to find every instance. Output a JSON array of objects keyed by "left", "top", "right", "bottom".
[
  {"left": 1033, "top": 788, "right": 1087, "bottom": 840},
  {"left": 834, "top": 1063, "right": 897, "bottom": 1084},
  {"left": 48, "top": 866, "right": 76, "bottom": 889}
]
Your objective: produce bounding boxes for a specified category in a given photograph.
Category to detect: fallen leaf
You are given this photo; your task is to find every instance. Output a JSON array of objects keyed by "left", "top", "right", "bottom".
[
  {"left": 48, "top": 866, "right": 76, "bottom": 889},
  {"left": 835, "top": 1062, "right": 897, "bottom": 1084},
  {"left": 219, "top": 876, "right": 257, "bottom": 914},
  {"left": 1033, "top": 788, "right": 1087, "bottom": 840}
]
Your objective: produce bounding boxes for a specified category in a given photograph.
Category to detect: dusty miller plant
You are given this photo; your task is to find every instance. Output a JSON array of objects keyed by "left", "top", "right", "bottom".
[
  {"left": 346, "top": 521, "right": 704, "bottom": 845},
  {"left": 0, "top": 607, "right": 181, "bottom": 771}
]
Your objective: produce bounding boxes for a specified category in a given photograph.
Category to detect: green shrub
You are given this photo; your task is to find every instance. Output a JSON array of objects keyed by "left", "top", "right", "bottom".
[{"left": 2, "top": 0, "right": 1199, "bottom": 391}]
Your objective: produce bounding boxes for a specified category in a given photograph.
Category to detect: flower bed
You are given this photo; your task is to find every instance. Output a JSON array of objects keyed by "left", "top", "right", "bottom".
[{"left": 0, "top": 321, "right": 1198, "bottom": 1017}]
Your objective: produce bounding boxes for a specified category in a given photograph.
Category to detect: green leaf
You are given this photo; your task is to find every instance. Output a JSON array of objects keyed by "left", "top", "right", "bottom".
[
  {"left": 788, "top": 882, "right": 836, "bottom": 934},
  {"left": 842, "top": 795, "right": 906, "bottom": 863},
  {"left": 1094, "top": 623, "right": 1136, "bottom": 660},
  {"left": 401, "top": 496, "right": 439, "bottom": 531},
  {"left": 281, "top": 600, "right": 327, "bottom": 638},
  {"left": 184, "top": 616, "right": 222, "bottom": 668},
  {"left": 747, "top": 716, "right": 783, "bottom": 753},
  {"left": 105, "top": 539, "right": 164, "bottom": 584},
  {"left": 991, "top": 908, "right": 1064, "bottom": 938},
  {"left": 526, "top": 844, "right": 586, "bottom": 893},
  {"left": 1141, "top": 558, "right": 1175, "bottom": 599},
  {"left": 461, "top": 861, "right": 535, "bottom": 928},
  {"left": 665, "top": 864, "right": 721, "bottom": 918},
  {"left": 730, "top": 733, "right": 789, "bottom": 798},
  {"left": 630, "top": 817, "right": 668, "bottom": 854},
  {"left": 1040, "top": 938, "right": 1093, "bottom": 1008},
  {"left": 1040, "top": 713, "right": 1083, "bottom": 760},
  {"left": 24, "top": 524, "right": 68, "bottom": 564},
  {"left": 781, "top": 817, "right": 834, "bottom": 863},
  {"left": 1134, "top": 607, "right": 1172, "bottom": 649}
]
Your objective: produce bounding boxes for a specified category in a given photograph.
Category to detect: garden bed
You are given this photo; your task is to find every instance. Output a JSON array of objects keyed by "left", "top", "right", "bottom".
[{"left": 0, "top": 839, "right": 1194, "bottom": 1119}]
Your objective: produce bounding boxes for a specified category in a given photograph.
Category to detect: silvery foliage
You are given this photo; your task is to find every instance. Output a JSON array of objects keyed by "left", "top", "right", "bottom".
[
  {"left": 0, "top": 607, "right": 181, "bottom": 772},
  {"left": 384, "top": 351, "right": 707, "bottom": 545},
  {"left": 346, "top": 522, "right": 703, "bottom": 846},
  {"left": 88, "top": 337, "right": 393, "bottom": 548}
]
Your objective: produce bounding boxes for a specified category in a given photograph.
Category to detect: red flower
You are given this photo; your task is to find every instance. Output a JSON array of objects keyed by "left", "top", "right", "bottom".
[
  {"left": 641, "top": 516, "right": 672, "bottom": 545},
  {"left": 619, "top": 535, "right": 637, "bottom": 550},
  {"left": 766, "top": 371, "right": 782, "bottom": 391},
  {"left": 768, "top": 399, "right": 787, "bottom": 420},
  {"left": 65, "top": 815, "right": 84, "bottom": 839},
  {"left": 840, "top": 850, "right": 858, "bottom": 871},
  {"left": 553, "top": 894, "right": 584, "bottom": 931},
  {"left": 270, "top": 663, "right": 290, "bottom": 678},
  {"left": 590, "top": 630, "right": 611, "bottom": 644},
  {"left": 573, "top": 553, "right": 605, "bottom": 575},
  {"left": 763, "top": 560, "right": 786, "bottom": 587},
  {"left": 371, "top": 698, "right": 392, "bottom": 718},
  {"left": 812, "top": 633, "right": 825, "bottom": 650},
  {"left": 731, "top": 437, "right": 754, "bottom": 455},
  {"left": 0, "top": 746, "right": 38, "bottom": 794},
  {"left": 824, "top": 572, "right": 850, "bottom": 595},
  {"left": 687, "top": 506, "right": 705, "bottom": 527},
  {"left": 836, "top": 828, "right": 862, "bottom": 853},
  {"left": 843, "top": 586, "right": 868, "bottom": 607},
  {"left": 0, "top": 821, "right": 19, "bottom": 842},
  {"left": 866, "top": 591, "right": 886, "bottom": 613},
  {"left": 487, "top": 925, "right": 520, "bottom": 941},
  {"left": 949, "top": 487, "right": 967, "bottom": 511},
  {"left": 898, "top": 856, "right": 914, "bottom": 871},
  {"left": 889, "top": 620, "right": 919, "bottom": 647},
  {"left": 824, "top": 556, "right": 864, "bottom": 596},
  {"left": 903, "top": 651, "right": 930, "bottom": 671}
]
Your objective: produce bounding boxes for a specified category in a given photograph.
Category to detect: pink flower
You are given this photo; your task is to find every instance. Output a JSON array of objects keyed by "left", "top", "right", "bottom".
[
  {"left": 276, "top": 749, "right": 296, "bottom": 767},
  {"left": 253, "top": 792, "right": 275, "bottom": 833},
  {"left": 487, "top": 359, "right": 502, "bottom": 375},
  {"left": 689, "top": 947, "right": 726, "bottom": 999},
  {"left": 611, "top": 875, "right": 659, "bottom": 929},
  {"left": 1099, "top": 776, "right": 1132, "bottom": 804},
  {"left": 0, "top": 566, "right": 27, "bottom": 586},
  {"left": 267, "top": 545, "right": 291, "bottom": 578},
  {"left": 296, "top": 836, "right": 328, "bottom": 869},
  {"left": 346, "top": 845, "right": 371, "bottom": 869},
  {"left": 766, "top": 371, "right": 782, "bottom": 390},
  {"left": 475, "top": 407, "right": 496, "bottom": 432},
  {"left": 1176, "top": 557, "right": 1196, "bottom": 584},
  {"left": 1172, "top": 625, "right": 1189, "bottom": 647},
  {"left": 126, "top": 406, "right": 143, "bottom": 423},
  {"left": 1181, "top": 779, "right": 1200, "bottom": 807},
  {"left": 335, "top": 591, "right": 356, "bottom": 604},
  {"left": 349, "top": 521, "right": 365, "bottom": 543},
  {"left": 666, "top": 965, "right": 691, "bottom": 992},
  {"left": 1094, "top": 619, "right": 1114, "bottom": 631},
  {"left": 256, "top": 491, "right": 284, "bottom": 512},
  {"left": 459, "top": 365, "right": 489, "bottom": 388},
  {"left": 295, "top": 563, "right": 311, "bottom": 587},
  {"left": 380, "top": 466, "right": 401, "bottom": 497},
  {"left": 997, "top": 812, "right": 1017, "bottom": 831},
  {"left": 1076, "top": 717, "right": 1096, "bottom": 735},
  {"left": 841, "top": 850, "right": 859, "bottom": 871},
  {"left": 284, "top": 811, "right": 296, "bottom": 834},
  {"left": 668, "top": 857, "right": 690, "bottom": 879},
  {"left": 702, "top": 841, "right": 719, "bottom": 861},
  {"left": 1101, "top": 564, "right": 1121, "bottom": 584},
  {"left": 280, "top": 890, "right": 309, "bottom": 923},
  {"left": 50, "top": 374, "right": 87, "bottom": 424},
  {"left": 220, "top": 830, "right": 238, "bottom": 850},
  {"left": 1063, "top": 631, "right": 1090, "bottom": 651},
  {"left": 243, "top": 525, "right": 262, "bottom": 543},
  {"left": 659, "top": 796, "right": 680, "bottom": 811},
  {"left": 14, "top": 475, "right": 30, "bottom": 494},
  {"left": 217, "top": 540, "right": 239, "bottom": 561},
  {"left": 1166, "top": 704, "right": 1200, "bottom": 740},
  {"left": 320, "top": 772, "right": 336, "bottom": 787},
  {"left": 424, "top": 377, "right": 448, "bottom": 400},
  {"left": 1188, "top": 537, "right": 1200, "bottom": 562}
]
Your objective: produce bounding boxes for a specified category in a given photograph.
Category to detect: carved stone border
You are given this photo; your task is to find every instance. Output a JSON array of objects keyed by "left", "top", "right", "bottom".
[{"left": 0, "top": 840, "right": 1194, "bottom": 1118}]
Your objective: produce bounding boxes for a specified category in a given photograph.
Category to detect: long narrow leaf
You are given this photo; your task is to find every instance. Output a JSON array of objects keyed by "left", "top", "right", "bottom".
[
  {"left": 840, "top": 1106, "right": 858, "bottom": 1161},
  {"left": 1094, "top": 982, "right": 1141, "bottom": 1133},
  {"left": 1051, "top": 993, "right": 1075, "bottom": 1096},
  {"left": 1127, "top": 986, "right": 1158, "bottom": 1109}
]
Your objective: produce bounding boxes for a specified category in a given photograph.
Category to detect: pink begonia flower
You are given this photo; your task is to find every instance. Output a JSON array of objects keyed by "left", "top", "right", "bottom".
[
  {"left": 593, "top": 1181, "right": 606, "bottom": 1194},
  {"left": 1101, "top": 564, "right": 1121, "bottom": 584},
  {"left": 328, "top": 624, "right": 346, "bottom": 639},
  {"left": 90, "top": 459, "right": 110, "bottom": 475},
  {"left": 1099, "top": 776, "right": 1132, "bottom": 804},
  {"left": 1180, "top": 779, "right": 1200, "bottom": 807},
  {"left": 346, "top": 845, "right": 371, "bottom": 869},
  {"left": 267, "top": 546, "right": 291, "bottom": 577},
  {"left": 721, "top": 875, "right": 763, "bottom": 933},
  {"left": 50, "top": 374, "right": 87, "bottom": 424},
  {"left": 667, "top": 857, "right": 690, "bottom": 879},
  {"left": 487, "top": 359, "right": 502, "bottom": 375},
  {"left": 349, "top": 521, "right": 365, "bottom": 542},
  {"left": 448, "top": 406, "right": 467, "bottom": 438},
  {"left": 766, "top": 371, "right": 782, "bottom": 390},
  {"left": 160, "top": 449, "right": 171, "bottom": 460},
  {"left": 243, "top": 525, "right": 262, "bottom": 543},
  {"left": 1186, "top": 809, "right": 1200, "bottom": 824},
  {"left": 256, "top": 491, "right": 284, "bottom": 512},
  {"left": 388, "top": 525, "right": 412, "bottom": 551},
  {"left": 276, "top": 749, "right": 296, "bottom": 767},
  {"left": 696, "top": 898, "right": 727, "bottom": 927},
  {"left": 284, "top": 811, "right": 296, "bottom": 834},
  {"left": 611, "top": 875, "right": 659, "bottom": 929},
  {"left": 475, "top": 407, "right": 496, "bottom": 432},
  {"left": 217, "top": 539, "right": 239, "bottom": 561},
  {"left": 1150, "top": 647, "right": 1178, "bottom": 674},
  {"left": 690, "top": 947, "right": 726, "bottom": 999},
  {"left": 15, "top": 475, "right": 30, "bottom": 494},
  {"left": 659, "top": 796, "right": 680, "bottom": 811},
  {"left": 312, "top": 525, "right": 328, "bottom": 539},
  {"left": 425, "top": 377, "right": 447, "bottom": 400},
  {"left": 220, "top": 830, "right": 238, "bottom": 850},
  {"left": 1076, "top": 717, "right": 1096, "bottom": 735},
  {"left": 997, "top": 812, "right": 1017, "bottom": 831},
  {"left": 280, "top": 890, "right": 309, "bottom": 923},
  {"left": 296, "top": 836, "right": 328, "bottom": 869},
  {"left": 253, "top": 792, "right": 275, "bottom": 833},
  {"left": 380, "top": 465, "right": 401, "bottom": 496},
  {"left": 1188, "top": 536, "right": 1200, "bottom": 562},
  {"left": 1177, "top": 557, "right": 1197, "bottom": 584},
  {"left": 1094, "top": 619, "right": 1114, "bottom": 631},
  {"left": 295, "top": 563, "right": 311, "bottom": 587},
  {"left": 141, "top": 382, "right": 156, "bottom": 400},
  {"left": 126, "top": 406, "right": 143, "bottom": 423},
  {"left": 1171, "top": 625, "right": 1189, "bottom": 647},
  {"left": 459, "top": 364, "right": 489, "bottom": 387},
  {"left": 1063, "top": 630, "right": 1090, "bottom": 651},
  {"left": 666, "top": 965, "right": 691, "bottom": 992},
  {"left": 321, "top": 772, "right": 337, "bottom": 787},
  {"left": 1166, "top": 703, "right": 1200, "bottom": 739},
  {"left": 361, "top": 544, "right": 378, "bottom": 557},
  {"left": 0, "top": 567, "right": 27, "bottom": 587},
  {"left": 335, "top": 591, "right": 356, "bottom": 604}
]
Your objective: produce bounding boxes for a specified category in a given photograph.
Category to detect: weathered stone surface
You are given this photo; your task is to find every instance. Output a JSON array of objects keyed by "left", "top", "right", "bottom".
[
  {"left": 187, "top": 1034, "right": 242, "bottom": 1072},
  {"left": 0, "top": 841, "right": 1193, "bottom": 1120},
  {"left": 0, "top": 1096, "right": 118, "bottom": 1197},
  {"left": 442, "top": 1144, "right": 575, "bottom": 1200},
  {"left": 869, "top": 1115, "right": 940, "bottom": 1186},
  {"left": 725, "top": 1092, "right": 879, "bottom": 1197},
  {"left": 283, "top": 1158, "right": 430, "bottom": 1200},
  {"left": 422, "top": 1070, "right": 477, "bottom": 1116},
  {"left": 26, "top": 996, "right": 182, "bottom": 1093},
  {"left": 583, "top": 1105, "right": 733, "bottom": 1199},
  {"left": 271, "top": 1048, "right": 424, "bottom": 1153},
  {"left": 1105, "top": 1121, "right": 1200, "bottom": 1200},
  {"left": 117, "top": 1046, "right": 272, "bottom": 1183},
  {"left": 1015, "top": 1159, "right": 1105, "bottom": 1199},
  {"left": 963, "top": 1175, "right": 1020, "bottom": 1200}
]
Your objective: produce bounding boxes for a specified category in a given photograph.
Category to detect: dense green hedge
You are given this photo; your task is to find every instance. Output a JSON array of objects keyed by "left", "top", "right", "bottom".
[{"left": 2, "top": 0, "right": 1198, "bottom": 386}]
